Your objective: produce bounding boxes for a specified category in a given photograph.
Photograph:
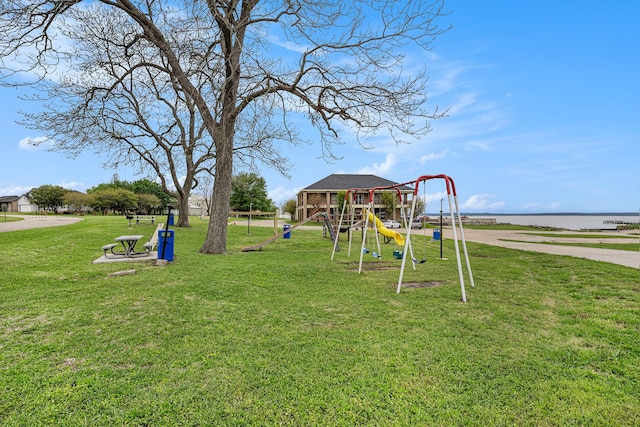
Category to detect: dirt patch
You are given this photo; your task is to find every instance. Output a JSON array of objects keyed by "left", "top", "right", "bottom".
[
  {"left": 344, "top": 261, "right": 399, "bottom": 272},
  {"left": 348, "top": 266, "right": 397, "bottom": 272},
  {"left": 401, "top": 281, "right": 444, "bottom": 289}
]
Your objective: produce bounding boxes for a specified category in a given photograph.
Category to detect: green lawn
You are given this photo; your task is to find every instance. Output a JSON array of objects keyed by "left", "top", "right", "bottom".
[
  {"left": 1, "top": 216, "right": 638, "bottom": 426},
  {"left": 500, "top": 232, "right": 640, "bottom": 252},
  {"left": 523, "top": 232, "right": 638, "bottom": 239},
  {"left": 513, "top": 241, "right": 640, "bottom": 252},
  {"left": 0, "top": 215, "right": 23, "bottom": 223}
]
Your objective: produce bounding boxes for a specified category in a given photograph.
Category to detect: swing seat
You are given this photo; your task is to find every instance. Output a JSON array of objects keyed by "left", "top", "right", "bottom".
[
  {"left": 393, "top": 250, "right": 403, "bottom": 259},
  {"left": 363, "top": 248, "right": 370, "bottom": 253},
  {"left": 412, "top": 257, "right": 427, "bottom": 264},
  {"left": 373, "top": 252, "right": 381, "bottom": 258}
]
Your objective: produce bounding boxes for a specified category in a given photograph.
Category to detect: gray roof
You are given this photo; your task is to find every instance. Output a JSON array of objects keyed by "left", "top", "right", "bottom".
[
  {"left": 303, "top": 174, "right": 410, "bottom": 191},
  {"left": 0, "top": 195, "right": 19, "bottom": 203}
]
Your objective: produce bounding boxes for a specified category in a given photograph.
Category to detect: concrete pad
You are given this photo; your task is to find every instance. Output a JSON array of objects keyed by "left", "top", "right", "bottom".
[{"left": 93, "top": 252, "right": 158, "bottom": 264}]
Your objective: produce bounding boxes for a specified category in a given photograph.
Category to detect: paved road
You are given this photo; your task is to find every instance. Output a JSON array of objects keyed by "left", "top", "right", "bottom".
[
  {"left": 0, "top": 215, "right": 83, "bottom": 232},
  {"left": 448, "top": 227, "right": 640, "bottom": 269}
]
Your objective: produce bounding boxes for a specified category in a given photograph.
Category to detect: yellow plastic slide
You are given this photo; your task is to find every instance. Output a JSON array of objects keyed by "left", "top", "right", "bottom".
[{"left": 367, "top": 211, "right": 405, "bottom": 246}]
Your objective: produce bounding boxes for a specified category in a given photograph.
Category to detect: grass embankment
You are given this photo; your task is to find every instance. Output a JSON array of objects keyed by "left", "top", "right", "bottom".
[
  {"left": 503, "top": 232, "right": 640, "bottom": 252},
  {"left": 467, "top": 224, "right": 639, "bottom": 252},
  {"left": 0, "top": 215, "right": 23, "bottom": 223},
  {"left": 1, "top": 216, "right": 638, "bottom": 425},
  {"left": 512, "top": 241, "right": 640, "bottom": 252}
]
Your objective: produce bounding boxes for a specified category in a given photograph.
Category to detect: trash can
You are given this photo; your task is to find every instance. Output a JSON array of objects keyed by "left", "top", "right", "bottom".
[
  {"left": 158, "top": 230, "right": 175, "bottom": 261},
  {"left": 433, "top": 228, "right": 441, "bottom": 241},
  {"left": 283, "top": 224, "right": 291, "bottom": 239},
  {"left": 168, "top": 213, "right": 175, "bottom": 226}
]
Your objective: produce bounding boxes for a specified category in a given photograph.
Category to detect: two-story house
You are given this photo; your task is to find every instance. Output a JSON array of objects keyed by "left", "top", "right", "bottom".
[{"left": 295, "top": 174, "right": 412, "bottom": 222}]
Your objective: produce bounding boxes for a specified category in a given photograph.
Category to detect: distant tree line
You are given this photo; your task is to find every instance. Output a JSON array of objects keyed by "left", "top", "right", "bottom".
[
  {"left": 28, "top": 173, "right": 281, "bottom": 217},
  {"left": 29, "top": 179, "right": 174, "bottom": 215}
]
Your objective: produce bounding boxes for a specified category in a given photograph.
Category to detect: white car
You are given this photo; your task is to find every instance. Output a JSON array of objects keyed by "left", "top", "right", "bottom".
[{"left": 382, "top": 220, "right": 401, "bottom": 229}]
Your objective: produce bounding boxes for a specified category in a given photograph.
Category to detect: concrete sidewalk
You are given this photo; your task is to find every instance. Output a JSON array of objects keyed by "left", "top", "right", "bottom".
[{"left": 452, "top": 228, "right": 640, "bottom": 269}]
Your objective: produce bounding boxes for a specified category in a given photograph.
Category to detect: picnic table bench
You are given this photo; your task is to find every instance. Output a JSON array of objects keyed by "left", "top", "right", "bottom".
[
  {"left": 101, "top": 223, "right": 164, "bottom": 258},
  {"left": 126, "top": 214, "right": 156, "bottom": 225},
  {"left": 134, "top": 215, "right": 155, "bottom": 224},
  {"left": 101, "top": 243, "right": 118, "bottom": 256},
  {"left": 144, "top": 223, "right": 164, "bottom": 251},
  {"left": 102, "top": 235, "right": 145, "bottom": 258}
]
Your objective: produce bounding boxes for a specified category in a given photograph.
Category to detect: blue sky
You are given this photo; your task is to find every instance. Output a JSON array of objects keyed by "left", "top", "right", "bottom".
[{"left": 1, "top": 1, "right": 638, "bottom": 213}]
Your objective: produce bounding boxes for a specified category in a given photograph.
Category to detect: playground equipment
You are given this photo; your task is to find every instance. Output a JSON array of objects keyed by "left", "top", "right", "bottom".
[
  {"left": 367, "top": 211, "right": 405, "bottom": 245},
  {"left": 398, "top": 174, "right": 474, "bottom": 302},
  {"left": 241, "top": 207, "right": 337, "bottom": 252},
  {"left": 357, "top": 186, "right": 414, "bottom": 274},
  {"left": 331, "top": 186, "right": 411, "bottom": 264},
  {"left": 332, "top": 175, "right": 474, "bottom": 302}
]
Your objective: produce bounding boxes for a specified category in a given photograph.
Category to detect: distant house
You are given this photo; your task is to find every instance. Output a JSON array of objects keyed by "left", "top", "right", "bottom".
[
  {"left": 0, "top": 192, "right": 38, "bottom": 213},
  {"left": 188, "top": 194, "right": 208, "bottom": 216},
  {"left": 0, "top": 195, "right": 19, "bottom": 212},
  {"left": 17, "top": 193, "right": 37, "bottom": 213},
  {"left": 295, "top": 174, "right": 412, "bottom": 221}
]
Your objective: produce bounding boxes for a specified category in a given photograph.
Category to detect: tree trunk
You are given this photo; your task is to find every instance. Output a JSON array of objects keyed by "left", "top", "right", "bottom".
[
  {"left": 200, "top": 130, "right": 233, "bottom": 254},
  {"left": 176, "top": 194, "right": 190, "bottom": 228}
]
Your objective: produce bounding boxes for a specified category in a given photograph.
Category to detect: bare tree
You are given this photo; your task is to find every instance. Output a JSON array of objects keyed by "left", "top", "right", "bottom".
[
  {"left": 1, "top": 2, "right": 285, "bottom": 228},
  {"left": 193, "top": 172, "right": 215, "bottom": 216},
  {"left": 0, "top": 0, "right": 448, "bottom": 254}
]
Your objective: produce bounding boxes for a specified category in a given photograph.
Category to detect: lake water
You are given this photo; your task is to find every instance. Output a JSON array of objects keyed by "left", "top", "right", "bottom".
[{"left": 470, "top": 214, "right": 640, "bottom": 231}]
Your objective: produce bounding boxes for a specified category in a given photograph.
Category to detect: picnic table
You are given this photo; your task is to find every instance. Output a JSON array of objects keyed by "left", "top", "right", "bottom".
[{"left": 102, "top": 235, "right": 149, "bottom": 258}]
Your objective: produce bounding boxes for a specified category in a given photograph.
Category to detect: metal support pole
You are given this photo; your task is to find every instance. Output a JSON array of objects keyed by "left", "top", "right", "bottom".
[{"left": 440, "top": 198, "right": 444, "bottom": 259}]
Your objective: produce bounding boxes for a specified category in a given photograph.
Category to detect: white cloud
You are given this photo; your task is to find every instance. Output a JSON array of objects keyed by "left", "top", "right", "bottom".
[
  {"left": 266, "top": 34, "right": 309, "bottom": 54},
  {"left": 522, "top": 202, "right": 539, "bottom": 210},
  {"left": 0, "top": 184, "right": 34, "bottom": 196},
  {"left": 269, "top": 186, "right": 301, "bottom": 206},
  {"left": 461, "top": 193, "right": 503, "bottom": 211},
  {"left": 464, "top": 140, "right": 493, "bottom": 152},
  {"left": 423, "top": 191, "right": 447, "bottom": 207},
  {"left": 58, "top": 181, "right": 85, "bottom": 191},
  {"left": 18, "top": 136, "right": 55, "bottom": 151},
  {"left": 0, "top": 181, "right": 86, "bottom": 196},
  {"left": 356, "top": 153, "right": 398, "bottom": 176},
  {"left": 419, "top": 149, "right": 449, "bottom": 164}
]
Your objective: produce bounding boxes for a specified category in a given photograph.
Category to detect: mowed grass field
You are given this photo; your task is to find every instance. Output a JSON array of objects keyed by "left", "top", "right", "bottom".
[{"left": 1, "top": 216, "right": 638, "bottom": 426}]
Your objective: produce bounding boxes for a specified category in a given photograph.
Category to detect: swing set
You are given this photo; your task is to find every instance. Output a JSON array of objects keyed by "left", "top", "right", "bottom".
[
  {"left": 331, "top": 174, "right": 474, "bottom": 302},
  {"left": 331, "top": 186, "right": 406, "bottom": 261}
]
